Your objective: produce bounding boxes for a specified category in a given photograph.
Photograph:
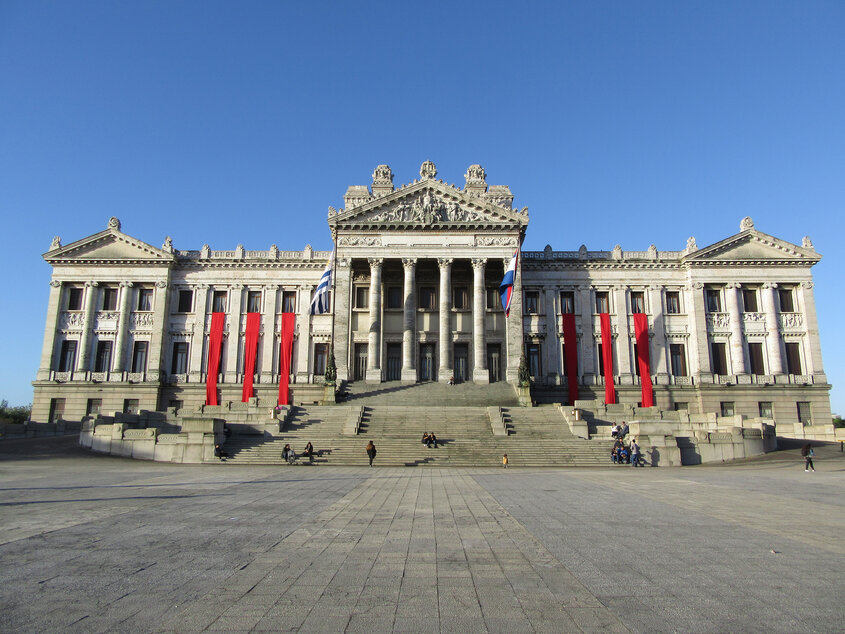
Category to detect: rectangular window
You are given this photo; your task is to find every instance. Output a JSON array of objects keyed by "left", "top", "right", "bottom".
[
  {"left": 797, "top": 401, "right": 812, "bottom": 424},
  {"left": 419, "top": 286, "right": 436, "bottom": 310},
  {"left": 748, "top": 342, "right": 765, "bottom": 375},
  {"left": 101, "top": 287, "right": 117, "bottom": 311},
  {"left": 597, "top": 343, "right": 604, "bottom": 375},
  {"left": 785, "top": 342, "right": 803, "bottom": 375},
  {"left": 711, "top": 342, "right": 728, "bottom": 376},
  {"left": 67, "top": 287, "right": 84, "bottom": 311},
  {"left": 595, "top": 291, "right": 609, "bottom": 314},
  {"left": 670, "top": 343, "right": 687, "bottom": 377},
  {"left": 313, "top": 343, "right": 329, "bottom": 375},
  {"left": 171, "top": 342, "right": 189, "bottom": 374},
  {"left": 742, "top": 287, "right": 759, "bottom": 312},
  {"left": 282, "top": 290, "right": 297, "bottom": 313},
  {"left": 131, "top": 341, "right": 148, "bottom": 373},
  {"left": 86, "top": 398, "right": 102, "bottom": 417},
  {"left": 486, "top": 288, "right": 500, "bottom": 310},
  {"left": 177, "top": 289, "right": 193, "bottom": 313},
  {"left": 560, "top": 291, "right": 575, "bottom": 314},
  {"left": 779, "top": 287, "right": 795, "bottom": 312},
  {"left": 212, "top": 290, "right": 227, "bottom": 313},
  {"left": 666, "top": 291, "right": 681, "bottom": 314},
  {"left": 58, "top": 340, "right": 77, "bottom": 372},
  {"left": 524, "top": 291, "right": 539, "bottom": 314},
  {"left": 123, "top": 399, "right": 140, "bottom": 415},
  {"left": 354, "top": 287, "right": 369, "bottom": 310},
  {"left": 137, "top": 288, "right": 153, "bottom": 311},
  {"left": 246, "top": 290, "right": 262, "bottom": 313},
  {"left": 387, "top": 286, "right": 402, "bottom": 310},
  {"left": 706, "top": 288, "right": 722, "bottom": 312},
  {"left": 633, "top": 343, "right": 641, "bottom": 376},
  {"left": 453, "top": 286, "right": 468, "bottom": 310},
  {"left": 758, "top": 401, "right": 773, "bottom": 418},
  {"left": 94, "top": 341, "right": 112, "bottom": 373},
  {"left": 630, "top": 291, "right": 645, "bottom": 314},
  {"left": 48, "top": 398, "right": 65, "bottom": 423},
  {"left": 527, "top": 343, "right": 541, "bottom": 377},
  {"left": 720, "top": 401, "right": 735, "bottom": 417},
  {"left": 674, "top": 402, "right": 688, "bottom": 411}
]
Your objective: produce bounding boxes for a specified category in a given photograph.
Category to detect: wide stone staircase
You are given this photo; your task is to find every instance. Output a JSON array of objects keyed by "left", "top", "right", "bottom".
[{"left": 217, "top": 382, "right": 612, "bottom": 467}]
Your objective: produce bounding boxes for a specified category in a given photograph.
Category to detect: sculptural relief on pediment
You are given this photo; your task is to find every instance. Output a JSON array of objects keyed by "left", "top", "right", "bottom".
[{"left": 361, "top": 193, "right": 501, "bottom": 226}]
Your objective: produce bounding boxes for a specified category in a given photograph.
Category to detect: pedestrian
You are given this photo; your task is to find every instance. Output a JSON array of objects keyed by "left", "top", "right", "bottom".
[
  {"left": 366, "top": 440, "right": 377, "bottom": 467},
  {"left": 630, "top": 438, "right": 640, "bottom": 467},
  {"left": 214, "top": 444, "right": 228, "bottom": 461},
  {"left": 502, "top": 453, "right": 508, "bottom": 468},
  {"left": 801, "top": 443, "right": 815, "bottom": 472}
]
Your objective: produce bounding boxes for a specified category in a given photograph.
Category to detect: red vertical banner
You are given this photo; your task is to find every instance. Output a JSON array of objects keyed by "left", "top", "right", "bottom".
[
  {"left": 205, "top": 312, "right": 225, "bottom": 406},
  {"left": 600, "top": 313, "right": 616, "bottom": 404},
  {"left": 241, "top": 312, "right": 261, "bottom": 402},
  {"left": 561, "top": 313, "right": 579, "bottom": 405},
  {"left": 633, "top": 313, "right": 654, "bottom": 407},
  {"left": 277, "top": 313, "right": 296, "bottom": 406}
]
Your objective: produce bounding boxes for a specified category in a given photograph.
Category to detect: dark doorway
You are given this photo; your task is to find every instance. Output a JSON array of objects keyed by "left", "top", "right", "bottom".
[
  {"left": 487, "top": 343, "right": 502, "bottom": 383},
  {"left": 454, "top": 343, "right": 468, "bottom": 383},
  {"left": 354, "top": 343, "right": 368, "bottom": 381},
  {"left": 419, "top": 343, "right": 435, "bottom": 381},
  {"left": 386, "top": 343, "right": 401, "bottom": 381}
]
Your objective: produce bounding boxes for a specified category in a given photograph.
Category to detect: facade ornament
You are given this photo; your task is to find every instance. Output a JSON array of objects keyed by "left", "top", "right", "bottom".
[
  {"left": 371, "top": 165, "right": 394, "bottom": 195},
  {"left": 85, "top": 281, "right": 99, "bottom": 288},
  {"left": 686, "top": 236, "right": 698, "bottom": 252},
  {"left": 464, "top": 164, "right": 486, "bottom": 186},
  {"left": 235, "top": 244, "right": 245, "bottom": 259},
  {"left": 200, "top": 244, "right": 211, "bottom": 259},
  {"left": 367, "top": 257, "right": 384, "bottom": 268},
  {"left": 420, "top": 161, "right": 437, "bottom": 180},
  {"left": 475, "top": 236, "right": 515, "bottom": 247},
  {"left": 120, "top": 281, "right": 134, "bottom": 288},
  {"left": 108, "top": 216, "right": 121, "bottom": 231},
  {"left": 471, "top": 258, "right": 486, "bottom": 270},
  {"left": 611, "top": 245, "right": 623, "bottom": 260},
  {"left": 544, "top": 244, "right": 553, "bottom": 259},
  {"left": 156, "top": 280, "right": 168, "bottom": 288},
  {"left": 269, "top": 244, "right": 279, "bottom": 259},
  {"left": 801, "top": 280, "right": 814, "bottom": 289},
  {"left": 50, "top": 236, "right": 62, "bottom": 250},
  {"left": 328, "top": 206, "right": 337, "bottom": 217},
  {"left": 338, "top": 236, "right": 382, "bottom": 246},
  {"left": 162, "top": 236, "right": 173, "bottom": 253},
  {"left": 520, "top": 207, "right": 529, "bottom": 216},
  {"left": 578, "top": 244, "right": 588, "bottom": 258},
  {"left": 802, "top": 236, "right": 814, "bottom": 249},
  {"left": 50, "top": 280, "right": 62, "bottom": 288},
  {"left": 648, "top": 244, "right": 658, "bottom": 260},
  {"left": 402, "top": 257, "right": 417, "bottom": 268},
  {"left": 740, "top": 216, "right": 754, "bottom": 231},
  {"left": 438, "top": 258, "right": 453, "bottom": 269},
  {"left": 692, "top": 281, "right": 704, "bottom": 289}
]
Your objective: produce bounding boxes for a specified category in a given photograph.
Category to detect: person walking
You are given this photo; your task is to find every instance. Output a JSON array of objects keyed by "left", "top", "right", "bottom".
[
  {"left": 801, "top": 443, "right": 815, "bottom": 472},
  {"left": 502, "top": 453, "right": 508, "bottom": 468},
  {"left": 366, "top": 440, "right": 377, "bottom": 467},
  {"left": 630, "top": 438, "right": 641, "bottom": 467}
]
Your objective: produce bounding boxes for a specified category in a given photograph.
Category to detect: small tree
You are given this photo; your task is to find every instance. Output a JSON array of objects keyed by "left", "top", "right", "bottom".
[
  {"left": 324, "top": 349, "right": 337, "bottom": 385},
  {"left": 518, "top": 353, "right": 531, "bottom": 387},
  {"left": 0, "top": 400, "right": 32, "bottom": 425}
]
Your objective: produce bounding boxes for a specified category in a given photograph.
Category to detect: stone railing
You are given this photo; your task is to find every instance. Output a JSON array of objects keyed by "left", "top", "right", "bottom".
[
  {"left": 779, "top": 313, "right": 804, "bottom": 330},
  {"left": 706, "top": 312, "right": 730, "bottom": 331}
]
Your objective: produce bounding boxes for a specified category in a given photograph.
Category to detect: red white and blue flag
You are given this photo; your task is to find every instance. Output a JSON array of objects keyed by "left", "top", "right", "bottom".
[{"left": 499, "top": 250, "right": 518, "bottom": 317}]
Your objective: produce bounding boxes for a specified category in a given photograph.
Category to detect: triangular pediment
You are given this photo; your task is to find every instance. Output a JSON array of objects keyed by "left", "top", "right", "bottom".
[
  {"left": 329, "top": 180, "right": 529, "bottom": 230},
  {"left": 44, "top": 228, "right": 174, "bottom": 263},
  {"left": 687, "top": 230, "right": 820, "bottom": 264}
]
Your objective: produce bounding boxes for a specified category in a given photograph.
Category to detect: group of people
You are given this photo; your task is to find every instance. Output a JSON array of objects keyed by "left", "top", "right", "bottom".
[
  {"left": 421, "top": 432, "right": 439, "bottom": 448},
  {"left": 611, "top": 437, "right": 642, "bottom": 466},
  {"left": 282, "top": 442, "right": 316, "bottom": 464},
  {"left": 610, "top": 422, "right": 630, "bottom": 440}
]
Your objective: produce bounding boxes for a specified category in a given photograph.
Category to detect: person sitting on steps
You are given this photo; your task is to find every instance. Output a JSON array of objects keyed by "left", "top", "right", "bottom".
[
  {"left": 429, "top": 432, "right": 438, "bottom": 448},
  {"left": 303, "top": 441, "right": 314, "bottom": 463}
]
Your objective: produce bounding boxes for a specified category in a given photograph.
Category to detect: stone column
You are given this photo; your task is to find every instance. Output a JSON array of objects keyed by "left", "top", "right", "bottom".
[
  {"left": 147, "top": 279, "right": 170, "bottom": 382},
  {"left": 614, "top": 286, "right": 633, "bottom": 383},
  {"left": 542, "top": 287, "right": 559, "bottom": 385},
  {"left": 260, "top": 285, "right": 278, "bottom": 382},
  {"left": 37, "top": 280, "right": 64, "bottom": 380},
  {"left": 333, "top": 258, "right": 352, "bottom": 381},
  {"left": 471, "top": 258, "right": 489, "bottom": 383},
  {"left": 189, "top": 285, "right": 209, "bottom": 381},
  {"left": 76, "top": 281, "right": 98, "bottom": 373},
  {"left": 112, "top": 281, "right": 133, "bottom": 373},
  {"left": 578, "top": 285, "right": 595, "bottom": 384},
  {"left": 438, "top": 258, "right": 453, "bottom": 382},
  {"left": 726, "top": 283, "right": 746, "bottom": 375},
  {"left": 799, "top": 280, "right": 825, "bottom": 380},
  {"left": 686, "top": 282, "right": 711, "bottom": 380},
  {"left": 762, "top": 283, "right": 783, "bottom": 375},
  {"left": 296, "top": 284, "right": 313, "bottom": 383},
  {"left": 223, "top": 285, "right": 244, "bottom": 383},
  {"left": 366, "top": 258, "right": 383, "bottom": 382},
  {"left": 648, "top": 285, "right": 669, "bottom": 383},
  {"left": 401, "top": 258, "right": 417, "bottom": 382},
  {"left": 504, "top": 255, "right": 524, "bottom": 383}
]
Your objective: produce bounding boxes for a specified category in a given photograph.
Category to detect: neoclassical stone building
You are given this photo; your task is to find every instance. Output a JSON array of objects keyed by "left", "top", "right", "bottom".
[{"left": 32, "top": 162, "right": 831, "bottom": 429}]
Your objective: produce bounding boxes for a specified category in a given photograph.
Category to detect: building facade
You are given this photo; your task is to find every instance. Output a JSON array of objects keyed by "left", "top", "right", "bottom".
[{"left": 32, "top": 162, "right": 831, "bottom": 428}]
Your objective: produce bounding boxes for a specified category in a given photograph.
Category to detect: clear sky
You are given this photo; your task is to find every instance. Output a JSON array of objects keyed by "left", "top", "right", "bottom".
[{"left": 1, "top": 1, "right": 843, "bottom": 413}]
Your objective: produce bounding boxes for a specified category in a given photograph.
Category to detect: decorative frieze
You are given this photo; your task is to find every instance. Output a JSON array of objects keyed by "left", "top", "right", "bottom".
[
  {"left": 706, "top": 312, "right": 731, "bottom": 331},
  {"left": 779, "top": 313, "right": 804, "bottom": 330}
]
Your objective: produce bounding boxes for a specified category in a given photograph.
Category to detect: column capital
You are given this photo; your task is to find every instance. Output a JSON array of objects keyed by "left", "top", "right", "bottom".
[
  {"left": 761, "top": 282, "right": 778, "bottom": 290},
  {"left": 85, "top": 281, "right": 99, "bottom": 288},
  {"left": 725, "top": 282, "right": 741, "bottom": 290},
  {"left": 690, "top": 281, "right": 704, "bottom": 289},
  {"left": 155, "top": 280, "right": 168, "bottom": 289},
  {"left": 801, "top": 280, "right": 814, "bottom": 289},
  {"left": 368, "top": 257, "right": 384, "bottom": 269},
  {"left": 648, "top": 284, "right": 663, "bottom": 291},
  {"left": 402, "top": 257, "right": 417, "bottom": 269},
  {"left": 471, "top": 258, "right": 486, "bottom": 270},
  {"left": 263, "top": 284, "right": 278, "bottom": 292},
  {"left": 195, "top": 283, "right": 209, "bottom": 290},
  {"left": 438, "top": 257, "right": 453, "bottom": 269},
  {"left": 119, "top": 281, "right": 134, "bottom": 288},
  {"left": 50, "top": 280, "right": 62, "bottom": 288}
]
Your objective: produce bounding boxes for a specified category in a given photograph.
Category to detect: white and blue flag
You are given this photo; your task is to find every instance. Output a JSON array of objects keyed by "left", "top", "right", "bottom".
[
  {"left": 310, "top": 252, "right": 333, "bottom": 315},
  {"left": 499, "top": 250, "right": 518, "bottom": 317}
]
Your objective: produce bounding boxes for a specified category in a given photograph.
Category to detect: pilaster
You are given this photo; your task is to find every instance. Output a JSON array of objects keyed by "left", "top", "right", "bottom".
[
  {"left": 438, "top": 258, "right": 453, "bottom": 382},
  {"left": 504, "top": 256, "right": 523, "bottom": 383},
  {"left": 401, "top": 258, "right": 417, "bottom": 382},
  {"left": 296, "top": 284, "right": 313, "bottom": 383},
  {"left": 147, "top": 279, "right": 170, "bottom": 381},
  {"left": 471, "top": 258, "right": 489, "bottom": 383},
  {"left": 366, "top": 258, "right": 383, "bottom": 382},
  {"left": 112, "top": 281, "right": 133, "bottom": 373},
  {"left": 224, "top": 285, "right": 244, "bottom": 383},
  {"left": 189, "top": 285, "right": 209, "bottom": 381},
  {"left": 37, "top": 280, "right": 63, "bottom": 380},
  {"left": 542, "top": 287, "right": 559, "bottom": 385},
  {"left": 333, "top": 258, "right": 352, "bottom": 382},
  {"left": 614, "top": 286, "right": 633, "bottom": 384},
  {"left": 761, "top": 283, "right": 783, "bottom": 375},
  {"left": 578, "top": 286, "right": 595, "bottom": 383},
  {"left": 726, "top": 283, "right": 746, "bottom": 375},
  {"left": 649, "top": 285, "right": 669, "bottom": 384},
  {"left": 260, "top": 285, "right": 278, "bottom": 382},
  {"left": 76, "top": 281, "right": 98, "bottom": 373},
  {"left": 799, "top": 280, "right": 826, "bottom": 381},
  {"left": 686, "top": 282, "right": 711, "bottom": 380}
]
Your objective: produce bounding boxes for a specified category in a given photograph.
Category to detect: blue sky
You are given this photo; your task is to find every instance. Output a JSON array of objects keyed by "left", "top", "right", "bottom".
[{"left": 1, "top": 1, "right": 843, "bottom": 412}]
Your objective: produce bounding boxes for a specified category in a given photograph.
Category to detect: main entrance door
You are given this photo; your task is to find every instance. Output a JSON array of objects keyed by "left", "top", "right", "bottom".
[
  {"left": 454, "top": 343, "right": 468, "bottom": 383},
  {"left": 354, "top": 344, "right": 368, "bottom": 381},
  {"left": 487, "top": 343, "right": 502, "bottom": 383},
  {"left": 386, "top": 343, "right": 401, "bottom": 381},
  {"left": 419, "top": 343, "right": 435, "bottom": 381}
]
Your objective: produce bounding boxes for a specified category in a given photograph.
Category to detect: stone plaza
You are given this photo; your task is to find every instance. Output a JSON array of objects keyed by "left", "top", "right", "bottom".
[{"left": 1, "top": 436, "right": 842, "bottom": 633}]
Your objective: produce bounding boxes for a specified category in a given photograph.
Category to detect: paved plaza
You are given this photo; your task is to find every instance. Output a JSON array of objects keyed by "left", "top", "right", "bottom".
[{"left": 0, "top": 437, "right": 843, "bottom": 633}]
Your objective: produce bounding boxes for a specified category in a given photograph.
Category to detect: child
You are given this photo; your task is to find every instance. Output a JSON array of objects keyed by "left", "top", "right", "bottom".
[{"left": 502, "top": 453, "right": 508, "bottom": 468}]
